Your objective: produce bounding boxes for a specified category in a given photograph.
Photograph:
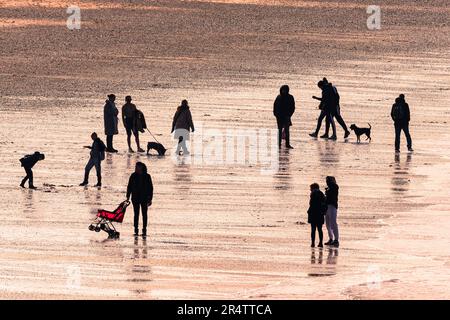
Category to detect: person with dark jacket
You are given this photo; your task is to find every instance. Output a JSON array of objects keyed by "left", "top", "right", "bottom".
[
  {"left": 171, "top": 99, "right": 195, "bottom": 155},
  {"left": 19, "top": 151, "right": 45, "bottom": 189},
  {"left": 273, "top": 85, "right": 295, "bottom": 149},
  {"left": 126, "top": 162, "right": 153, "bottom": 237},
  {"left": 325, "top": 176, "right": 340, "bottom": 247},
  {"left": 80, "top": 132, "right": 106, "bottom": 187},
  {"left": 122, "top": 96, "right": 145, "bottom": 153},
  {"left": 308, "top": 183, "right": 327, "bottom": 247},
  {"left": 104, "top": 94, "right": 119, "bottom": 153},
  {"left": 391, "top": 94, "right": 413, "bottom": 152}
]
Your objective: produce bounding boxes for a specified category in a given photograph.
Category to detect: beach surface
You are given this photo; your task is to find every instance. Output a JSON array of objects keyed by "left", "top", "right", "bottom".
[{"left": 0, "top": 0, "right": 449, "bottom": 299}]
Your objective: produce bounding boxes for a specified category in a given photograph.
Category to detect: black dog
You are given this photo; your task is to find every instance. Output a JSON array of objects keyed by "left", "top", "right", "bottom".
[
  {"left": 147, "top": 142, "right": 167, "bottom": 156},
  {"left": 350, "top": 123, "right": 372, "bottom": 143}
]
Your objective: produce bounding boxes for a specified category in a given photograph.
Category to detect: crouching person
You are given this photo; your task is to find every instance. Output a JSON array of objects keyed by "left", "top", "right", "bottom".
[
  {"left": 80, "top": 132, "right": 106, "bottom": 187},
  {"left": 307, "top": 183, "right": 327, "bottom": 248},
  {"left": 20, "top": 151, "right": 45, "bottom": 189}
]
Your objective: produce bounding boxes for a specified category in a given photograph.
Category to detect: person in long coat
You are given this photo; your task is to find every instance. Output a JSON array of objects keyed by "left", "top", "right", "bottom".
[
  {"left": 104, "top": 94, "right": 119, "bottom": 152},
  {"left": 171, "top": 99, "right": 195, "bottom": 155},
  {"left": 307, "top": 183, "right": 326, "bottom": 247}
]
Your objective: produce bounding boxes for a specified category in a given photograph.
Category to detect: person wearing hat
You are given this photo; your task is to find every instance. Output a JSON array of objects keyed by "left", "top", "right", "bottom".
[
  {"left": 122, "top": 95, "right": 145, "bottom": 153},
  {"left": 19, "top": 151, "right": 45, "bottom": 189},
  {"left": 104, "top": 94, "right": 119, "bottom": 153}
]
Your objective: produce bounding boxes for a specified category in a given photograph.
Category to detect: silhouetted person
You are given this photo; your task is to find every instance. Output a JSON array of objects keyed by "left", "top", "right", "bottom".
[
  {"left": 104, "top": 94, "right": 119, "bottom": 153},
  {"left": 122, "top": 96, "right": 145, "bottom": 153},
  {"left": 273, "top": 85, "right": 295, "bottom": 149},
  {"left": 80, "top": 132, "right": 106, "bottom": 187},
  {"left": 325, "top": 176, "right": 339, "bottom": 247},
  {"left": 308, "top": 183, "right": 327, "bottom": 248},
  {"left": 19, "top": 151, "right": 45, "bottom": 189},
  {"left": 391, "top": 94, "right": 413, "bottom": 152},
  {"left": 322, "top": 78, "right": 350, "bottom": 139},
  {"left": 127, "top": 162, "right": 153, "bottom": 237},
  {"left": 311, "top": 81, "right": 337, "bottom": 140},
  {"left": 171, "top": 99, "right": 195, "bottom": 155}
]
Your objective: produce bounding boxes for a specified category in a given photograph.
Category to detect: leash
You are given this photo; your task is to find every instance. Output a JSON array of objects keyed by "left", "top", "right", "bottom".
[{"left": 146, "top": 128, "right": 161, "bottom": 144}]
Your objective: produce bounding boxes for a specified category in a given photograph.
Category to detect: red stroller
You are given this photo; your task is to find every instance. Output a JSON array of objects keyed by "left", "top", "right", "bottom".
[{"left": 89, "top": 200, "right": 130, "bottom": 239}]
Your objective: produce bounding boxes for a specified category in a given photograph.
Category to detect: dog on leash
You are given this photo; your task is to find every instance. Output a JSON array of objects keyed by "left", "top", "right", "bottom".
[
  {"left": 147, "top": 142, "right": 167, "bottom": 156},
  {"left": 350, "top": 123, "right": 372, "bottom": 143}
]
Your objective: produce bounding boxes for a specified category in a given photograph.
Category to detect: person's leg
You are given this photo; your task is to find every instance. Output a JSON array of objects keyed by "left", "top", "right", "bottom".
[
  {"left": 403, "top": 122, "right": 412, "bottom": 150},
  {"left": 322, "top": 113, "right": 330, "bottom": 138},
  {"left": 284, "top": 124, "right": 291, "bottom": 147},
  {"left": 106, "top": 135, "right": 112, "bottom": 150},
  {"left": 132, "top": 201, "right": 140, "bottom": 235},
  {"left": 318, "top": 224, "right": 324, "bottom": 246},
  {"left": 27, "top": 168, "right": 34, "bottom": 188},
  {"left": 82, "top": 158, "right": 94, "bottom": 184},
  {"left": 135, "top": 131, "right": 144, "bottom": 152},
  {"left": 21, "top": 167, "right": 30, "bottom": 187},
  {"left": 394, "top": 122, "right": 401, "bottom": 151},
  {"left": 141, "top": 202, "right": 148, "bottom": 236},
  {"left": 277, "top": 119, "right": 282, "bottom": 147},
  {"left": 328, "top": 114, "right": 337, "bottom": 138},
  {"left": 94, "top": 160, "right": 101, "bottom": 186},
  {"left": 127, "top": 132, "right": 132, "bottom": 151},
  {"left": 311, "top": 224, "right": 316, "bottom": 246},
  {"left": 330, "top": 206, "right": 339, "bottom": 242},
  {"left": 325, "top": 207, "right": 334, "bottom": 242},
  {"left": 335, "top": 107, "right": 350, "bottom": 135}
]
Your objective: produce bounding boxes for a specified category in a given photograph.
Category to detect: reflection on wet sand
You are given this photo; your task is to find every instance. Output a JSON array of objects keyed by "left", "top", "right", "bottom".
[
  {"left": 273, "top": 149, "right": 292, "bottom": 191},
  {"left": 308, "top": 248, "right": 339, "bottom": 277},
  {"left": 391, "top": 153, "right": 412, "bottom": 194},
  {"left": 173, "top": 157, "right": 192, "bottom": 193},
  {"left": 129, "top": 236, "right": 152, "bottom": 296}
]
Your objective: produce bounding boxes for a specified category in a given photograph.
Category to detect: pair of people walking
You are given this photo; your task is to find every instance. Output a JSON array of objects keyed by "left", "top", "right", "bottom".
[
  {"left": 307, "top": 176, "right": 340, "bottom": 248},
  {"left": 310, "top": 78, "right": 350, "bottom": 140}
]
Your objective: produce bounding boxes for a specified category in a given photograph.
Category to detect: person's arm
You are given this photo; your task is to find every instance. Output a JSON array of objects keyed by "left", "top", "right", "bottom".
[
  {"left": 147, "top": 175, "right": 153, "bottom": 206},
  {"left": 391, "top": 104, "right": 395, "bottom": 121},
  {"left": 312, "top": 96, "right": 322, "bottom": 101},
  {"left": 171, "top": 111, "right": 178, "bottom": 133},
  {"left": 405, "top": 103, "right": 411, "bottom": 122},
  {"left": 273, "top": 97, "right": 280, "bottom": 118},
  {"left": 126, "top": 174, "right": 133, "bottom": 200},
  {"left": 290, "top": 96, "right": 295, "bottom": 117},
  {"left": 122, "top": 105, "right": 126, "bottom": 126},
  {"left": 189, "top": 111, "right": 195, "bottom": 132}
]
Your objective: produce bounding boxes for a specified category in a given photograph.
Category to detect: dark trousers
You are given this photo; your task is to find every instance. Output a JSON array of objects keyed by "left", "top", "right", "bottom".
[
  {"left": 133, "top": 201, "right": 148, "bottom": 233},
  {"left": 106, "top": 135, "right": 114, "bottom": 150},
  {"left": 325, "top": 107, "right": 348, "bottom": 135},
  {"left": 311, "top": 223, "right": 323, "bottom": 245},
  {"left": 21, "top": 167, "right": 33, "bottom": 187},
  {"left": 314, "top": 110, "right": 327, "bottom": 134},
  {"left": 395, "top": 121, "right": 412, "bottom": 150},
  {"left": 83, "top": 157, "right": 101, "bottom": 183},
  {"left": 277, "top": 118, "right": 290, "bottom": 146}
]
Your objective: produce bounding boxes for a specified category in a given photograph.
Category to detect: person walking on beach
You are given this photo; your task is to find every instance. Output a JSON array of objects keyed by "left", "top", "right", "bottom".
[
  {"left": 122, "top": 95, "right": 145, "bottom": 153},
  {"left": 19, "top": 151, "right": 45, "bottom": 189},
  {"left": 310, "top": 81, "right": 337, "bottom": 140},
  {"left": 308, "top": 183, "right": 327, "bottom": 248},
  {"left": 80, "top": 132, "right": 106, "bottom": 187},
  {"left": 391, "top": 94, "right": 413, "bottom": 152},
  {"left": 322, "top": 78, "right": 350, "bottom": 139},
  {"left": 126, "top": 162, "right": 153, "bottom": 237},
  {"left": 274, "top": 85, "right": 295, "bottom": 148},
  {"left": 171, "top": 99, "right": 195, "bottom": 155},
  {"left": 325, "top": 176, "right": 340, "bottom": 247},
  {"left": 104, "top": 94, "right": 119, "bottom": 153}
]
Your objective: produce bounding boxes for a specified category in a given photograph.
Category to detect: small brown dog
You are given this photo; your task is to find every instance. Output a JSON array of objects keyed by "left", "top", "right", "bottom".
[{"left": 350, "top": 123, "right": 372, "bottom": 143}]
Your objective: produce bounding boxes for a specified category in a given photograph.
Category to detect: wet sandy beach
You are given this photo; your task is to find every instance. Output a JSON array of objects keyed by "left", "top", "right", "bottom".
[{"left": 0, "top": 0, "right": 450, "bottom": 299}]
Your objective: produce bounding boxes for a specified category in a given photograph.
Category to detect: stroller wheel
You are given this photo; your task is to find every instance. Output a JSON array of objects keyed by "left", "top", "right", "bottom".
[
  {"left": 100, "top": 223, "right": 107, "bottom": 230},
  {"left": 88, "top": 225, "right": 95, "bottom": 231},
  {"left": 114, "top": 232, "right": 120, "bottom": 239},
  {"left": 94, "top": 227, "right": 101, "bottom": 232}
]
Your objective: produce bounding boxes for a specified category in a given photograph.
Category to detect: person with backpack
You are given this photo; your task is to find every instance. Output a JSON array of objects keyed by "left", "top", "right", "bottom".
[
  {"left": 325, "top": 176, "right": 340, "bottom": 247},
  {"left": 126, "top": 162, "right": 153, "bottom": 237},
  {"left": 391, "top": 94, "right": 413, "bottom": 152},
  {"left": 80, "top": 132, "right": 106, "bottom": 187},
  {"left": 104, "top": 94, "right": 119, "bottom": 153},
  {"left": 307, "top": 183, "right": 327, "bottom": 248},
  {"left": 273, "top": 85, "right": 295, "bottom": 148},
  {"left": 19, "top": 151, "right": 45, "bottom": 189},
  {"left": 122, "top": 95, "right": 145, "bottom": 153},
  {"left": 171, "top": 99, "right": 195, "bottom": 155}
]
